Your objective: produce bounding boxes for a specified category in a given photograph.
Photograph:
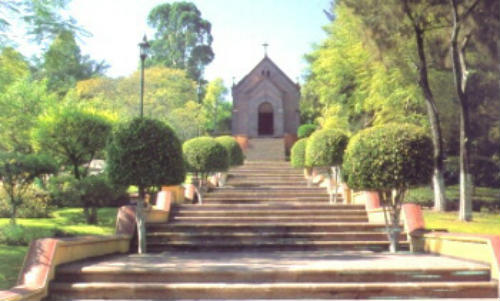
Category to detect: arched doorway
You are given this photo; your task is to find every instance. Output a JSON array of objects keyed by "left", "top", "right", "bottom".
[{"left": 258, "top": 102, "right": 274, "bottom": 136}]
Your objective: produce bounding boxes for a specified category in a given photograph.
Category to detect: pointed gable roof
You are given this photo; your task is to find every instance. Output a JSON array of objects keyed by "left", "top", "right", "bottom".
[{"left": 233, "top": 56, "right": 300, "bottom": 93}]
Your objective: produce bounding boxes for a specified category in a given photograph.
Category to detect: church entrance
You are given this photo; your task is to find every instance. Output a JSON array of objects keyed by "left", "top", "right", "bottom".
[{"left": 258, "top": 102, "right": 274, "bottom": 136}]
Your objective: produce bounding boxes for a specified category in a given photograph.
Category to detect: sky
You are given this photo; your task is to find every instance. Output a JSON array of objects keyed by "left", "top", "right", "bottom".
[{"left": 62, "top": 0, "right": 331, "bottom": 87}]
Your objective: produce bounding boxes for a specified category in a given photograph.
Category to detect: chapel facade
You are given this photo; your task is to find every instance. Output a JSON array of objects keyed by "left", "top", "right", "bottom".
[{"left": 231, "top": 56, "right": 300, "bottom": 138}]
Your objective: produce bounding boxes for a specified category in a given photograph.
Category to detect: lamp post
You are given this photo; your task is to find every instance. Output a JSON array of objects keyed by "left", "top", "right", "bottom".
[{"left": 139, "top": 35, "right": 150, "bottom": 118}]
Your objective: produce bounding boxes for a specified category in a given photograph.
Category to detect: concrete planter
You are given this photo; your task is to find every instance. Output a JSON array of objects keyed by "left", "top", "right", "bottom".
[
  {"left": 218, "top": 172, "right": 228, "bottom": 187},
  {"left": 233, "top": 135, "right": 249, "bottom": 151},
  {"left": 184, "top": 184, "right": 196, "bottom": 202},
  {"left": 341, "top": 183, "right": 352, "bottom": 204},
  {"left": 161, "top": 185, "right": 185, "bottom": 203},
  {"left": 303, "top": 167, "right": 313, "bottom": 187}
]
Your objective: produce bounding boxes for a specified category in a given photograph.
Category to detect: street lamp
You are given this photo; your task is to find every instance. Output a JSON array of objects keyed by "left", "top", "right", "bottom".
[{"left": 138, "top": 35, "right": 150, "bottom": 118}]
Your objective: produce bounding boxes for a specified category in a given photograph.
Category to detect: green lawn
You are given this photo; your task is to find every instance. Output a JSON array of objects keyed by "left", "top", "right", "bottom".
[
  {"left": 423, "top": 210, "right": 500, "bottom": 236},
  {"left": 406, "top": 185, "right": 500, "bottom": 214},
  {"left": 0, "top": 245, "right": 26, "bottom": 289},
  {"left": 0, "top": 207, "right": 117, "bottom": 289}
]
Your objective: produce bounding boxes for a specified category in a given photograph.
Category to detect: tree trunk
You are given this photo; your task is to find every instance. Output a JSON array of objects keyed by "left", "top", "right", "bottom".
[
  {"left": 450, "top": 0, "right": 474, "bottom": 221},
  {"left": 136, "top": 186, "right": 147, "bottom": 254},
  {"left": 402, "top": 0, "right": 447, "bottom": 212},
  {"left": 73, "top": 162, "right": 81, "bottom": 180},
  {"left": 332, "top": 166, "right": 340, "bottom": 204},
  {"left": 328, "top": 169, "right": 334, "bottom": 204},
  {"left": 10, "top": 203, "right": 17, "bottom": 226},
  {"left": 390, "top": 189, "right": 405, "bottom": 253},
  {"left": 88, "top": 207, "right": 98, "bottom": 225},
  {"left": 305, "top": 167, "right": 312, "bottom": 188},
  {"left": 83, "top": 206, "right": 90, "bottom": 223}
]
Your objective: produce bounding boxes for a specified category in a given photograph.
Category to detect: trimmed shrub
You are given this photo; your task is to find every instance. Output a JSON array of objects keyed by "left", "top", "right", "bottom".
[
  {"left": 0, "top": 152, "right": 57, "bottom": 224},
  {"left": 32, "top": 107, "right": 112, "bottom": 179},
  {"left": 107, "top": 117, "right": 185, "bottom": 253},
  {"left": 183, "top": 137, "right": 229, "bottom": 174},
  {"left": 79, "top": 175, "right": 126, "bottom": 224},
  {"left": 342, "top": 123, "right": 433, "bottom": 252},
  {"left": 0, "top": 185, "right": 52, "bottom": 218},
  {"left": 215, "top": 136, "right": 244, "bottom": 167},
  {"left": 107, "top": 118, "right": 185, "bottom": 189},
  {"left": 47, "top": 174, "right": 127, "bottom": 224},
  {"left": 297, "top": 124, "right": 317, "bottom": 139},
  {"left": 305, "top": 128, "right": 348, "bottom": 168},
  {"left": 343, "top": 124, "right": 433, "bottom": 191},
  {"left": 48, "top": 174, "right": 81, "bottom": 207},
  {"left": 183, "top": 137, "right": 229, "bottom": 204},
  {"left": 290, "top": 138, "right": 308, "bottom": 168}
]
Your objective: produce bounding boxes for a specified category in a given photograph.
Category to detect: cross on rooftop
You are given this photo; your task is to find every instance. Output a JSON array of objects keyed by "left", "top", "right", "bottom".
[{"left": 262, "top": 42, "right": 269, "bottom": 57}]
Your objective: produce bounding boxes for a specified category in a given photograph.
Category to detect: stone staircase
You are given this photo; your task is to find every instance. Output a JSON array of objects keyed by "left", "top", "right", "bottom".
[
  {"left": 244, "top": 138, "right": 285, "bottom": 161},
  {"left": 46, "top": 161, "right": 499, "bottom": 300},
  {"left": 147, "top": 161, "right": 408, "bottom": 252}
]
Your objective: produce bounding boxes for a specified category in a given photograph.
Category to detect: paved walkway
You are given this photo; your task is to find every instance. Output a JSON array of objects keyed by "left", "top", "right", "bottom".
[{"left": 59, "top": 250, "right": 489, "bottom": 274}]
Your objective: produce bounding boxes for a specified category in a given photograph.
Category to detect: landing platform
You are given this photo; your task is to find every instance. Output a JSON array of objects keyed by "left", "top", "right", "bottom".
[{"left": 58, "top": 250, "right": 489, "bottom": 275}]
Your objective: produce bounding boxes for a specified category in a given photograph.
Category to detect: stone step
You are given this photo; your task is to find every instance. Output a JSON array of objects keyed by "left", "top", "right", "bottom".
[
  {"left": 224, "top": 182, "right": 309, "bottom": 188},
  {"left": 228, "top": 169, "right": 304, "bottom": 175},
  {"left": 146, "top": 231, "right": 404, "bottom": 242},
  {"left": 209, "top": 189, "right": 327, "bottom": 195},
  {"left": 212, "top": 187, "right": 326, "bottom": 192},
  {"left": 243, "top": 160, "right": 291, "bottom": 165},
  {"left": 48, "top": 280, "right": 498, "bottom": 299},
  {"left": 205, "top": 193, "right": 329, "bottom": 199},
  {"left": 146, "top": 240, "right": 409, "bottom": 252},
  {"left": 228, "top": 173, "right": 305, "bottom": 178},
  {"left": 171, "top": 215, "right": 368, "bottom": 223},
  {"left": 54, "top": 261, "right": 490, "bottom": 284},
  {"left": 207, "top": 191, "right": 328, "bottom": 197},
  {"left": 173, "top": 209, "right": 366, "bottom": 217},
  {"left": 147, "top": 222, "right": 389, "bottom": 233},
  {"left": 174, "top": 203, "right": 365, "bottom": 211},
  {"left": 226, "top": 175, "right": 306, "bottom": 181},
  {"left": 202, "top": 196, "right": 333, "bottom": 203}
]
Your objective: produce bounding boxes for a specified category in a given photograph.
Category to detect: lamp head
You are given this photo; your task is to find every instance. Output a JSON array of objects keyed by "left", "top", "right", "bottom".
[{"left": 139, "top": 34, "right": 150, "bottom": 60}]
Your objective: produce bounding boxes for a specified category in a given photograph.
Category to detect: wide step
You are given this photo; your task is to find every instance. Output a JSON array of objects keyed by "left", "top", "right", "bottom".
[{"left": 49, "top": 281, "right": 498, "bottom": 299}]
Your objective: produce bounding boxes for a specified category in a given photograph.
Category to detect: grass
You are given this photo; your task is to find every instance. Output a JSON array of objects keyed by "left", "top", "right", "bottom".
[
  {"left": 407, "top": 184, "right": 499, "bottom": 203},
  {"left": 0, "top": 245, "right": 26, "bottom": 289},
  {"left": 423, "top": 210, "right": 500, "bottom": 236},
  {"left": 0, "top": 207, "right": 117, "bottom": 289},
  {"left": 406, "top": 185, "right": 500, "bottom": 211}
]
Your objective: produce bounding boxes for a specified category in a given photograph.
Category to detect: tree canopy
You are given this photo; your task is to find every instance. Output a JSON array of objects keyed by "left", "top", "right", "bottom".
[{"left": 147, "top": 1, "right": 214, "bottom": 82}]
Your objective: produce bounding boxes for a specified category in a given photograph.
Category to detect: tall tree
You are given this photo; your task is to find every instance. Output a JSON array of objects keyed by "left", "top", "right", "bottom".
[
  {"left": 0, "top": 78, "right": 56, "bottom": 153},
  {"left": 0, "top": 47, "right": 30, "bottom": 91},
  {"left": 74, "top": 67, "right": 200, "bottom": 138},
  {"left": 401, "top": 0, "right": 448, "bottom": 211},
  {"left": 42, "top": 30, "right": 108, "bottom": 94},
  {"left": 302, "top": 5, "right": 426, "bottom": 133},
  {"left": 0, "top": 0, "right": 86, "bottom": 46},
  {"left": 147, "top": 1, "right": 214, "bottom": 82},
  {"left": 447, "top": 0, "right": 498, "bottom": 221},
  {"left": 202, "top": 78, "right": 229, "bottom": 134}
]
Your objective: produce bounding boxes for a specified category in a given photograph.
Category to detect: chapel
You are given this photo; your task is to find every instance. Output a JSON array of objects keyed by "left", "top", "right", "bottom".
[{"left": 231, "top": 55, "right": 300, "bottom": 138}]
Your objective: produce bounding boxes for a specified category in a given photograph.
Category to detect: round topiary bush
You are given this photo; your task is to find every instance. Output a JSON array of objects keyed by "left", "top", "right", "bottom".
[
  {"left": 342, "top": 123, "right": 433, "bottom": 191},
  {"left": 107, "top": 118, "right": 185, "bottom": 189},
  {"left": 183, "top": 137, "right": 229, "bottom": 174},
  {"left": 342, "top": 123, "right": 433, "bottom": 252},
  {"left": 305, "top": 128, "right": 348, "bottom": 168},
  {"left": 106, "top": 117, "right": 185, "bottom": 253},
  {"left": 290, "top": 138, "right": 308, "bottom": 168},
  {"left": 297, "top": 124, "right": 317, "bottom": 139},
  {"left": 215, "top": 136, "right": 244, "bottom": 167},
  {"left": 305, "top": 128, "right": 349, "bottom": 203}
]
